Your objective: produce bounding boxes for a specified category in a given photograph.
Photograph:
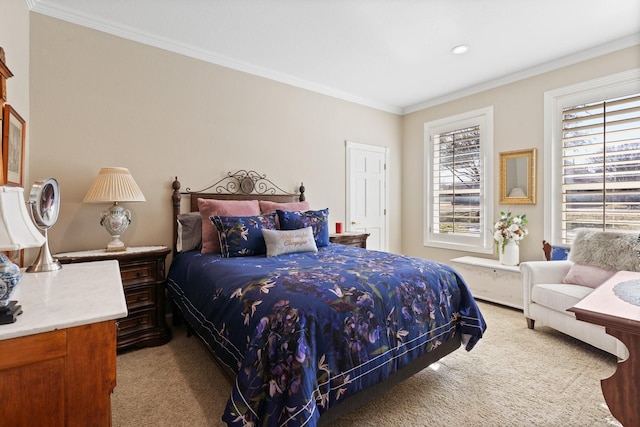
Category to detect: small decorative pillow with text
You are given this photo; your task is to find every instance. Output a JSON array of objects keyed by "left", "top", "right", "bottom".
[
  {"left": 277, "top": 208, "right": 329, "bottom": 247},
  {"left": 211, "top": 213, "right": 276, "bottom": 257},
  {"left": 262, "top": 227, "right": 318, "bottom": 257}
]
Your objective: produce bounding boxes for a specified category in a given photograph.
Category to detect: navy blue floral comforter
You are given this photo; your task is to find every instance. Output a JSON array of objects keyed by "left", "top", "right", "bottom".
[{"left": 166, "top": 244, "right": 486, "bottom": 427}]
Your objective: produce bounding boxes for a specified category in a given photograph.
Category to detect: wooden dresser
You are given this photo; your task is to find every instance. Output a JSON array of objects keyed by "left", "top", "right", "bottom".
[
  {"left": 56, "top": 246, "right": 172, "bottom": 351},
  {"left": 329, "top": 232, "right": 370, "bottom": 248},
  {"left": 0, "top": 261, "right": 127, "bottom": 427}
]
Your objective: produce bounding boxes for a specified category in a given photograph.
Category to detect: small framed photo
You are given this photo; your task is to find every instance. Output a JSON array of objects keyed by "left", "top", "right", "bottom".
[{"left": 2, "top": 104, "right": 26, "bottom": 187}]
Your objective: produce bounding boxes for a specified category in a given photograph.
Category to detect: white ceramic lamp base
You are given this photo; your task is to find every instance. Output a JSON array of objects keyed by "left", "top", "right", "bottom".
[
  {"left": 106, "top": 236, "right": 126, "bottom": 252},
  {"left": 100, "top": 204, "right": 131, "bottom": 252}
]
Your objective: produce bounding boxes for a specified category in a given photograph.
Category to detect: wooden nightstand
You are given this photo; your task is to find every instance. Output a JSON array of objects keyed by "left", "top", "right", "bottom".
[
  {"left": 329, "top": 232, "right": 370, "bottom": 248},
  {"left": 55, "top": 246, "right": 172, "bottom": 351}
]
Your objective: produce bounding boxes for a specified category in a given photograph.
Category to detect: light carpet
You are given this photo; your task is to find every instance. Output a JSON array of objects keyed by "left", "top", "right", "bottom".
[{"left": 112, "top": 301, "right": 621, "bottom": 427}]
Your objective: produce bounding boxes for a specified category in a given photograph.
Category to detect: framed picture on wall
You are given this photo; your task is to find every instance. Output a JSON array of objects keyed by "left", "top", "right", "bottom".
[{"left": 2, "top": 104, "right": 26, "bottom": 187}]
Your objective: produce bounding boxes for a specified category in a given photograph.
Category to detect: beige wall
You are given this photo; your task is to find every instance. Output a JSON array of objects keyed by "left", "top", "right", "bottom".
[
  {"left": 402, "top": 46, "right": 640, "bottom": 265},
  {"left": 28, "top": 14, "right": 403, "bottom": 257},
  {"left": 0, "top": 0, "right": 32, "bottom": 260},
  {"left": 1, "top": 0, "right": 30, "bottom": 173}
]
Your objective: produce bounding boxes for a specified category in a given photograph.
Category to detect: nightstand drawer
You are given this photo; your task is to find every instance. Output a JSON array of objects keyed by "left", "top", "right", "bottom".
[
  {"left": 120, "top": 261, "right": 158, "bottom": 285},
  {"left": 125, "top": 285, "right": 157, "bottom": 310},
  {"left": 118, "top": 308, "right": 157, "bottom": 336}
]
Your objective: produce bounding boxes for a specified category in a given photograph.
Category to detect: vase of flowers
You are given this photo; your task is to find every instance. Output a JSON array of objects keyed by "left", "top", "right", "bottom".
[{"left": 494, "top": 211, "right": 528, "bottom": 266}]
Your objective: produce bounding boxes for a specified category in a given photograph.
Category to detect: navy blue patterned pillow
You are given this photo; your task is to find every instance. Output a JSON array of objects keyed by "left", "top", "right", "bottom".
[
  {"left": 211, "top": 213, "right": 277, "bottom": 257},
  {"left": 276, "top": 208, "right": 329, "bottom": 247}
]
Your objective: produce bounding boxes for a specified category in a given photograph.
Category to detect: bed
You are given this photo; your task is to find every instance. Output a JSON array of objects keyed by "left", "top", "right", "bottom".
[{"left": 167, "top": 170, "right": 486, "bottom": 426}]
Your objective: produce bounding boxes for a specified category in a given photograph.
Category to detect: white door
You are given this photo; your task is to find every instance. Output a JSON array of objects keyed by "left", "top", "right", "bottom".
[{"left": 346, "top": 141, "right": 389, "bottom": 251}]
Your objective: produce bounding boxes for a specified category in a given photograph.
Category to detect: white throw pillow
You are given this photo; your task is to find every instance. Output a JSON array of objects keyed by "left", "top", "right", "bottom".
[{"left": 262, "top": 227, "right": 318, "bottom": 257}]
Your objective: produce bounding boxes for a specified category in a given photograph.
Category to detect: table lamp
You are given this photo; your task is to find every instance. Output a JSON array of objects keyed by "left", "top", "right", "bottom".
[
  {"left": 0, "top": 186, "right": 47, "bottom": 323},
  {"left": 83, "top": 167, "right": 146, "bottom": 252}
]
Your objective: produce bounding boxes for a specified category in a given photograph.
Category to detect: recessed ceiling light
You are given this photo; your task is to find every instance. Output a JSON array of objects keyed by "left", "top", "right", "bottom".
[{"left": 451, "top": 45, "right": 469, "bottom": 55}]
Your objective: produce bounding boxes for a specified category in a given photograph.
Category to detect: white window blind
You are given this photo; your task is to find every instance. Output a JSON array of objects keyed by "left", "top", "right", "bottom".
[
  {"left": 432, "top": 125, "right": 481, "bottom": 237},
  {"left": 561, "top": 92, "right": 640, "bottom": 243}
]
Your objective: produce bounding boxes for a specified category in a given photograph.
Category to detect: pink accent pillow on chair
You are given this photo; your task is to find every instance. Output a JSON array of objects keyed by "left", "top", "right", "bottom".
[
  {"left": 197, "top": 198, "right": 260, "bottom": 254},
  {"left": 562, "top": 264, "right": 616, "bottom": 289}
]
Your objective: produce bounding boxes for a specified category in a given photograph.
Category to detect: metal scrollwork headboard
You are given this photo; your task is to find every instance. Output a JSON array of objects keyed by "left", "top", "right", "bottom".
[{"left": 184, "top": 169, "right": 305, "bottom": 200}]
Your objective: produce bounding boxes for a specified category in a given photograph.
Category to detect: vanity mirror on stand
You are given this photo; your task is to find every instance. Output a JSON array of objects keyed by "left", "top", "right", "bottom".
[
  {"left": 26, "top": 178, "right": 62, "bottom": 272},
  {"left": 499, "top": 148, "right": 537, "bottom": 205}
]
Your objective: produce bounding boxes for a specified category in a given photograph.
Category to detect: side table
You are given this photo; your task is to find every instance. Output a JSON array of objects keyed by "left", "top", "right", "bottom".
[
  {"left": 568, "top": 270, "right": 640, "bottom": 427},
  {"left": 55, "top": 246, "right": 172, "bottom": 351},
  {"left": 329, "top": 232, "right": 370, "bottom": 248}
]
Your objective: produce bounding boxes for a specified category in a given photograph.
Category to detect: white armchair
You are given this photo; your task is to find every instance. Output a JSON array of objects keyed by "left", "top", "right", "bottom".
[
  {"left": 520, "top": 260, "right": 628, "bottom": 359},
  {"left": 520, "top": 229, "right": 640, "bottom": 359}
]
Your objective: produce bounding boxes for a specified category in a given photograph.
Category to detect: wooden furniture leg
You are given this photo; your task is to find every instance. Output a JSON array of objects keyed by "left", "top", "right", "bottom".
[{"left": 601, "top": 328, "right": 639, "bottom": 427}]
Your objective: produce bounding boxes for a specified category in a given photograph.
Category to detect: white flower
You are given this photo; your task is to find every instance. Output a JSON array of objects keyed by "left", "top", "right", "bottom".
[{"left": 493, "top": 211, "right": 528, "bottom": 253}]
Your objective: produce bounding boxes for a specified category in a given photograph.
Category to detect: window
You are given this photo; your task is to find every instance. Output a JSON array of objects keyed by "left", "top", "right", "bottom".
[
  {"left": 424, "top": 107, "right": 494, "bottom": 253},
  {"left": 545, "top": 70, "right": 640, "bottom": 244}
]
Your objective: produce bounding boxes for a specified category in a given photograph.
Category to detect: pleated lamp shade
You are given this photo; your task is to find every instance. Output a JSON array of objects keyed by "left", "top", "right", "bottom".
[
  {"left": 83, "top": 167, "right": 146, "bottom": 203},
  {"left": 0, "top": 186, "right": 46, "bottom": 308}
]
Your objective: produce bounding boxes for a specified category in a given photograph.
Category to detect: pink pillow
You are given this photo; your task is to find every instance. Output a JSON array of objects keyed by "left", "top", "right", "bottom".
[
  {"left": 197, "top": 199, "right": 260, "bottom": 254},
  {"left": 258, "top": 200, "right": 310, "bottom": 214},
  {"left": 562, "top": 263, "right": 616, "bottom": 289}
]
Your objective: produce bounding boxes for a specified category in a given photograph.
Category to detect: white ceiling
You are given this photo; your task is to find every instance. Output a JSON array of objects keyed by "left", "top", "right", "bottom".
[{"left": 29, "top": 0, "right": 640, "bottom": 114}]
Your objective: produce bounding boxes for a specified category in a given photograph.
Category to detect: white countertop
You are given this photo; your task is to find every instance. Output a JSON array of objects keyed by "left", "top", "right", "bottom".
[{"left": 0, "top": 260, "right": 128, "bottom": 341}]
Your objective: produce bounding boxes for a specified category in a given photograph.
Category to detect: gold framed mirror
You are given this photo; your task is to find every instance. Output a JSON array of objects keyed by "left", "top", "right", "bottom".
[{"left": 499, "top": 148, "right": 536, "bottom": 205}]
